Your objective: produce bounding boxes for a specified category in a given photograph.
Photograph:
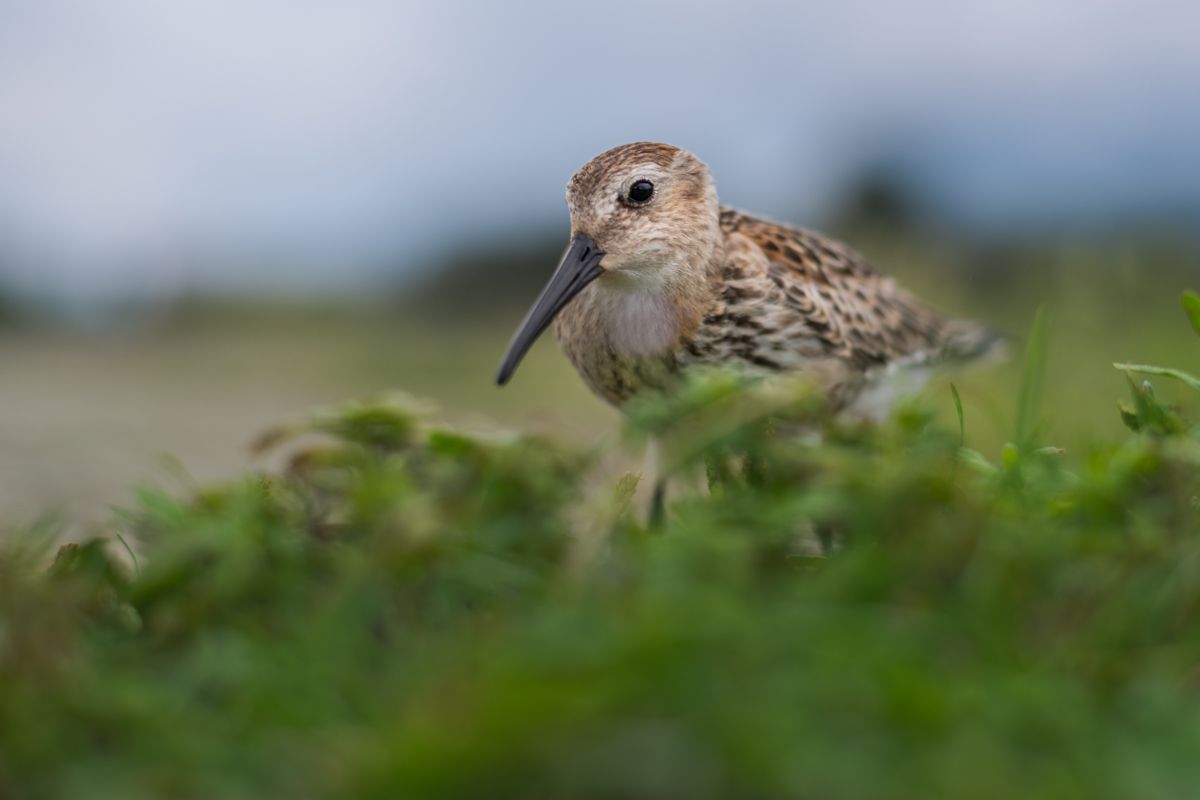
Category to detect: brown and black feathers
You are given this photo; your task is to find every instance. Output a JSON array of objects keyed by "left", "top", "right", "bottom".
[{"left": 499, "top": 143, "right": 1003, "bottom": 413}]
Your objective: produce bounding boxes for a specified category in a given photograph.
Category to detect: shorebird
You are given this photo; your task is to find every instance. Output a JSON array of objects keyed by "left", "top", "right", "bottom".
[{"left": 496, "top": 142, "right": 1001, "bottom": 421}]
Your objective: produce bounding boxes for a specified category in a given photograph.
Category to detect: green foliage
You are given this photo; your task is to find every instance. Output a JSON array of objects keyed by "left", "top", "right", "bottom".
[
  {"left": 1014, "top": 307, "right": 1049, "bottom": 452},
  {"left": 1115, "top": 363, "right": 1200, "bottom": 394},
  {"left": 1181, "top": 290, "right": 1200, "bottom": 337},
  {"left": 4, "top": 316, "right": 1200, "bottom": 797},
  {"left": 1115, "top": 288, "right": 1200, "bottom": 433},
  {"left": 950, "top": 382, "right": 965, "bottom": 446}
]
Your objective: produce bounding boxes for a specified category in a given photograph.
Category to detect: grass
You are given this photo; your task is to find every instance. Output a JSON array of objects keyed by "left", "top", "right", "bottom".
[
  {"left": 3, "top": 287, "right": 1200, "bottom": 799},
  {"left": 6, "top": 231, "right": 1200, "bottom": 524}
]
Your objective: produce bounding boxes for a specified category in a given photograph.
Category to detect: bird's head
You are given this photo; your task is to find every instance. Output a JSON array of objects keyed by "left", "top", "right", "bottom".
[
  {"left": 565, "top": 142, "right": 721, "bottom": 279},
  {"left": 497, "top": 142, "right": 720, "bottom": 385}
]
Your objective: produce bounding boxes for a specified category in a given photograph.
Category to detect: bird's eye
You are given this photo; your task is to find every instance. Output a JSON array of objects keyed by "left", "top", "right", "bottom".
[{"left": 627, "top": 180, "right": 654, "bottom": 204}]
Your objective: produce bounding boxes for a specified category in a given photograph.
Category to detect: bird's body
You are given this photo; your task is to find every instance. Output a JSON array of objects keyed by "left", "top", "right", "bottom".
[
  {"left": 498, "top": 142, "right": 1000, "bottom": 417},
  {"left": 555, "top": 206, "right": 994, "bottom": 414}
]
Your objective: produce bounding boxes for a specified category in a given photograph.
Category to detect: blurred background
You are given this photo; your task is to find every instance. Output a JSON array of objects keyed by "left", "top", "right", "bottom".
[{"left": 1, "top": 0, "right": 1198, "bottom": 523}]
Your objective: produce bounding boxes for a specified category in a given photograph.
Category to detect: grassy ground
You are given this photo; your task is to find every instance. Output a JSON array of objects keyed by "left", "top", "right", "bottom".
[
  {"left": 0, "top": 307, "right": 612, "bottom": 526},
  {"left": 3, "top": 236, "right": 1200, "bottom": 797},
  {"left": 3, "top": 350, "right": 1200, "bottom": 798},
  {"left": 1, "top": 233, "right": 1196, "bottom": 526}
]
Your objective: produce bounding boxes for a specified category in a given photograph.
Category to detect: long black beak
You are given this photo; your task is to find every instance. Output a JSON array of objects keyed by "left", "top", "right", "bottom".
[{"left": 496, "top": 233, "right": 605, "bottom": 386}]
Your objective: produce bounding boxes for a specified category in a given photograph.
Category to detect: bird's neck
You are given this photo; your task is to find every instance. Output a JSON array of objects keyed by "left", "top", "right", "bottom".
[{"left": 587, "top": 247, "right": 724, "bottom": 358}]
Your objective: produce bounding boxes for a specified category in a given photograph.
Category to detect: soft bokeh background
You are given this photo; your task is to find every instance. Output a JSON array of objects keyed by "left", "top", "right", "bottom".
[{"left": 2, "top": 0, "right": 1198, "bottom": 523}]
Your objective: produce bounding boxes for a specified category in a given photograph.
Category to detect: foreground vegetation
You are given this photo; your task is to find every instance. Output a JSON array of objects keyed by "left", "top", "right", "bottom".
[
  {"left": 3, "top": 299, "right": 1200, "bottom": 799},
  {"left": 2, "top": 232, "right": 1196, "bottom": 522}
]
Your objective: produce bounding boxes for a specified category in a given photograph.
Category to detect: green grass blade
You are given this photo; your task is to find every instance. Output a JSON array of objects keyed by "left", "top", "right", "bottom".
[
  {"left": 1014, "top": 308, "right": 1049, "bottom": 451},
  {"left": 950, "top": 383, "right": 965, "bottom": 446},
  {"left": 114, "top": 532, "right": 140, "bottom": 577},
  {"left": 1113, "top": 362, "right": 1200, "bottom": 392},
  {"left": 1182, "top": 290, "right": 1200, "bottom": 338}
]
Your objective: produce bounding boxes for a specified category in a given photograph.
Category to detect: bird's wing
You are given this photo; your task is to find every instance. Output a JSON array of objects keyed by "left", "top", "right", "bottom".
[{"left": 717, "top": 208, "right": 996, "bottom": 370}]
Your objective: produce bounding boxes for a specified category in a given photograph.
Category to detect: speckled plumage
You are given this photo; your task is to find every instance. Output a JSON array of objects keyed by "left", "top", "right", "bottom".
[{"left": 520, "top": 142, "right": 1000, "bottom": 415}]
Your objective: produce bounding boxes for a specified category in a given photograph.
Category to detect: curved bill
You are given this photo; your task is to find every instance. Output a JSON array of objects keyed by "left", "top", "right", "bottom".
[{"left": 496, "top": 233, "right": 604, "bottom": 385}]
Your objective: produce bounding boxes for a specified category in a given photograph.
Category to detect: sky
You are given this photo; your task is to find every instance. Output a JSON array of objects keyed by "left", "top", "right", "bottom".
[{"left": 0, "top": 0, "right": 1197, "bottom": 302}]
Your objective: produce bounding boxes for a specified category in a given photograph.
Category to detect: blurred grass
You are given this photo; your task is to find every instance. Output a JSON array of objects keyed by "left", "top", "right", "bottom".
[
  {"left": 2, "top": 228, "right": 1200, "bottom": 796},
  {"left": 3, "top": 354, "right": 1200, "bottom": 798},
  {"left": 0, "top": 302, "right": 613, "bottom": 525},
  {"left": 0, "top": 231, "right": 1196, "bottom": 523}
]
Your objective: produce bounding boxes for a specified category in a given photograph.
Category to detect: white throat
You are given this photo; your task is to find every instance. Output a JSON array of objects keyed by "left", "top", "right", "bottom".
[{"left": 594, "top": 280, "right": 680, "bottom": 358}]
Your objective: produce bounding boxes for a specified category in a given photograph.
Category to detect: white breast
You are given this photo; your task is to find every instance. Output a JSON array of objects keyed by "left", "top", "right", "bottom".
[{"left": 599, "top": 288, "right": 680, "bottom": 358}]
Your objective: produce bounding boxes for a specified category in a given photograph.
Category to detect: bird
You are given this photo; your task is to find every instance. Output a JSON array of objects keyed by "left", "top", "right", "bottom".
[{"left": 496, "top": 141, "right": 1002, "bottom": 423}]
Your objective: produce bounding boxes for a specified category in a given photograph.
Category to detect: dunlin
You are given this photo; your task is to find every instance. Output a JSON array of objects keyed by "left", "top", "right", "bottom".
[{"left": 497, "top": 142, "right": 1001, "bottom": 419}]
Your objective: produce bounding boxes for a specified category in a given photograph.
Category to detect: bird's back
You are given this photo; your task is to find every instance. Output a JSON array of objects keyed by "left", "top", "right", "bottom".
[{"left": 677, "top": 209, "right": 1002, "bottom": 412}]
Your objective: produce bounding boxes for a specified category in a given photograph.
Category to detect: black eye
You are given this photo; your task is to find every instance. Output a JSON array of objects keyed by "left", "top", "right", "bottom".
[{"left": 627, "top": 180, "right": 654, "bottom": 204}]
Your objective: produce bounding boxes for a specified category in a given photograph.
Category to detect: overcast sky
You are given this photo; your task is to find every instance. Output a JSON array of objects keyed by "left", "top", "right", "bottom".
[{"left": 1, "top": 0, "right": 1197, "bottom": 300}]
